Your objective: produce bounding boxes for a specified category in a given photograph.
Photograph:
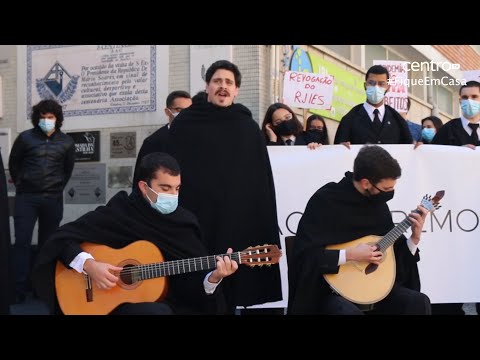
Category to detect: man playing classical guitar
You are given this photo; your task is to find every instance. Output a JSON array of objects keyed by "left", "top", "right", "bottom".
[
  {"left": 33, "top": 152, "right": 238, "bottom": 315},
  {"left": 288, "top": 145, "right": 432, "bottom": 315}
]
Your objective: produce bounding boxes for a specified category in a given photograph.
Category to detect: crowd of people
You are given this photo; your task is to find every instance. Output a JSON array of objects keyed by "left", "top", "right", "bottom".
[{"left": 3, "top": 61, "right": 480, "bottom": 315}]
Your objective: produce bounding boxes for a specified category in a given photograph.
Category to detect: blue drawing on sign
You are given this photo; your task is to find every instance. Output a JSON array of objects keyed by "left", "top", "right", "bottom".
[
  {"left": 289, "top": 47, "right": 313, "bottom": 73},
  {"left": 36, "top": 61, "right": 79, "bottom": 104}
]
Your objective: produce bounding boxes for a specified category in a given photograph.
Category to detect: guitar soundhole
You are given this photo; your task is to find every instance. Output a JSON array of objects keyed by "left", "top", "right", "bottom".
[
  {"left": 120, "top": 264, "right": 136, "bottom": 285},
  {"left": 365, "top": 263, "right": 378, "bottom": 275}
]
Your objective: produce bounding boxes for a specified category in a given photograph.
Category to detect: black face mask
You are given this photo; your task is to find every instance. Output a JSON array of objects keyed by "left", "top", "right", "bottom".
[
  {"left": 274, "top": 119, "right": 297, "bottom": 136},
  {"left": 366, "top": 186, "right": 395, "bottom": 203},
  {"left": 307, "top": 129, "right": 325, "bottom": 143}
]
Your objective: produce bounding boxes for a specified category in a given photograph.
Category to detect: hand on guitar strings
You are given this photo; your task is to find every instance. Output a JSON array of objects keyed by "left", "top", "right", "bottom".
[
  {"left": 83, "top": 259, "right": 123, "bottom": 289},
  {"left": 346, "top": 243, "right": 383, "bottom": 265},
  {"left": 409, "top": 205, "right": 429, "bottom": 245},
  {"left": 208, "top": 248, "right": 239, "bottom": 284}
]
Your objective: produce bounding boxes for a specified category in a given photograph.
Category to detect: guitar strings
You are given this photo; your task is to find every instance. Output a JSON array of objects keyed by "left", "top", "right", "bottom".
[{"left": 114, "top": 250, "right": 276, "bottom": 276}]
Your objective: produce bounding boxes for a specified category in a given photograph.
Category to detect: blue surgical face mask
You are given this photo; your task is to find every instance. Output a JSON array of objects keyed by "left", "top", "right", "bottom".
[
  {"left": 144, "top": 182, "right": 178, "bottom": 214},
  {"left": 38, "top": 118, "right": 56, "bottom": 133},
  {"left": 461, "top": 99, "right": 480, "bottom": 118},
  {"left": 366, "top": 86, "right": 386, "bottom": 105},
  {"left": 421, "top": 128, "right": 436, "bottom": 142}
]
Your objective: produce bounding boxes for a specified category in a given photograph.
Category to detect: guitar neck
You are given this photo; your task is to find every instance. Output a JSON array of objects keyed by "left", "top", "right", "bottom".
[
  {"left": 377, "top": 209, "right": 421, "bottom": 252},
  {"left": 124, "top": 252, "right": 241, "bottom": 281}
]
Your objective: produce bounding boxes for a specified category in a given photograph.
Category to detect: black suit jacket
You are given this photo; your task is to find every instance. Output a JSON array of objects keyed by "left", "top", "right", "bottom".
[
  {"left": 334, "top": 104, "right": 413, "bottom": 145},
  {"left": 432, "top": 118, "right": 478, "bottom": 146}
]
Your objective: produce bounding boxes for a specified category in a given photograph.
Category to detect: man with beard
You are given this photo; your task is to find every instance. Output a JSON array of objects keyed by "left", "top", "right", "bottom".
[
  {"left": 166, "top": 60, "right": 282, "bottom": 313},
  {"left": 32, "top": 152, "right": 238, "bottom": 315}
]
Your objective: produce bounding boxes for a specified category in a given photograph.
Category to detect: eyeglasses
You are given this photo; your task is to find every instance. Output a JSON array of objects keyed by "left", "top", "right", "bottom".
[{"left": 366, "top": 80, "right": 388, "bottom": 87}]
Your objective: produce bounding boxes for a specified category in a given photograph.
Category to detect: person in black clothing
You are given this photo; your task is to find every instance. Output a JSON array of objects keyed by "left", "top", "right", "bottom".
[
  {"left": 132, "top": 91, "right": 192, "bottom": 188},
  {"left": 429, "top": 81, "right": 480, "bottom": 315},
  {"left": 0, "top": 155, "right": 11, "bottom": 314},
  {"left": 334, "top": 65, "right": 413, "bottom": 147},
  {"left": 166, "top": 60, "right": 282, "bottom": 313},
  {"left": 32, "top": 152, "right": 238, "bottom": 315},
  {"left": 304, "top": 114, "right": 329, "bottom": 145},
  {"left": 432, "top": 81, "right": 480, "bottom": 149},
  {"left": 9, "top": 99, "right": 75, "bottom": 303},
  {"left": 288, "top": 145, "right": 431, "bottom": 315},
  {"left": 261, "top": 103, "right": 313, "bottom": 147}
]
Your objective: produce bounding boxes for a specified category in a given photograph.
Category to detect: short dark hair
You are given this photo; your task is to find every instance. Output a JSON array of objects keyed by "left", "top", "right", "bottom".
[
  {"left": 166, "top": 90, "right": 191, "bottom": 108},
  {"left": 306, "top": 114, "right": 329, "bottom": 145},
  {"left": 365, "top": 65, "right": 390, "bottom": 81},
  {"left": 459, "top": 80, "right": 480, "bottom": 95},
  {"left": 261, "top": 102, "right": 303, "bottom": 136},
  {"left": 31, "top": 99, "right": 64, "bottom": 129},
  {"left": 192, "top": 90, "right": 208, "bottom": 103},
  {"left": 421, "top": 116, "right": 443, "bottom": 132},
  {"left": 205, "top": 60, "right": 242, "bottom": 88},
  {"left": 353, "top": 145, "right": 401, "bottom": 185},
  {"left": 137, "top": 152, "right": 180, "bottom": 186}
]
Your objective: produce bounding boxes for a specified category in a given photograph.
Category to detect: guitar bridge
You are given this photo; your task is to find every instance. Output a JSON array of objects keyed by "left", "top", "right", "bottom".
[{"left": 84, "top": 274, "right": 93, "bottom": 302}]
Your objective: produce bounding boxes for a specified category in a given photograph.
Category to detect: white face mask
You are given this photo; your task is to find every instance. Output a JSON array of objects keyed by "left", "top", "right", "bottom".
[
  {"left": 143, "top": 182, "right": 178, "bottom": 214},
  {"left": 366, "top": 86, "right": 386, "bottom": 105},
  {"left": 38, "top": 118, "right": 56, "bottom": 133},
  {"left": 168, "top": 109, "right": 180, "bottom": 119}
]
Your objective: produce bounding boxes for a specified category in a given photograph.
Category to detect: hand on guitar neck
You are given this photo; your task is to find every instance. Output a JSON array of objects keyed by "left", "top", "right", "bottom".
[
  {"left": 207, "top": 248, "right": 239, "bottom": 283},
  {"left": 409, "top": 204, "right": 429, "bottom": 245}
]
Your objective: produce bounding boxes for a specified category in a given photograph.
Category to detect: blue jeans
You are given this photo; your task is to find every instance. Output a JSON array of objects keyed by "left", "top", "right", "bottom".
[{"left": 13, "top": 193, "right": 63, "bottom": 297}]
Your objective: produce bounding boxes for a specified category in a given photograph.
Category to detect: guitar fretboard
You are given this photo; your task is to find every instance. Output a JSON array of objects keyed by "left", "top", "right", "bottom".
[
  {"left": 121, "top": 252, "right": 242, "bottom": 282},
  {"left": 376, "top": 209, "right": 421, "bottom": 252}
]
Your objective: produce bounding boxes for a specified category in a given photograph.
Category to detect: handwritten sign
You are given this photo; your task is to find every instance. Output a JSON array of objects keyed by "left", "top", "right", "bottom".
[
  {"left": 283, "top": 71, "right": 334, "bottom": 110},
  {"left": 373, "top": 60, "right": 408, "bottom": 113}
]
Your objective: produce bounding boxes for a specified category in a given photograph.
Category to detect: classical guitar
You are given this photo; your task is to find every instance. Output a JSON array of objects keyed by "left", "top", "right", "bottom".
[
  {"left": 55, "top": 241, "right": 281, "bottom": 315},
  {"left": 323, "top": 191, "right": 444, "bottom": 305}
]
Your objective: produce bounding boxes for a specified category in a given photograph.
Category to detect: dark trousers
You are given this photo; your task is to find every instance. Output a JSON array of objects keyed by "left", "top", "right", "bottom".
[
  {"left": 318, "top": 285, "right": 431, "bottom": 315},
  {"left": 110, "top": 302, "right": 173, "bottom": 315},
  {"left": 13, "top": 193, "right": 63, "bottom": 298}
]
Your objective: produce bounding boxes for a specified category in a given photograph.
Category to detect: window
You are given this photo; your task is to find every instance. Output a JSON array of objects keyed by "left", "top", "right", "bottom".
[
  {"left": 323, "top": 45, "right": 351, "bottom": 61},
  {"left": 437, "top": 86, "right": 453, "bottom": 115},
  {"left": 365, "top": 45, "right": 386, "bottom": 68}
]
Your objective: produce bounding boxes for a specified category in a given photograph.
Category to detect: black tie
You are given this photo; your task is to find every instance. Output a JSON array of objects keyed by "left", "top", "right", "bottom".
[
  {"left": 468, "top": 123, "right": 479, "bottom": 145},
  {"left": 285, "top": 139, "right": 293, "bottom": 146},
  {"left": 373, "top": 109, "right": 382, "bottom": 132}
]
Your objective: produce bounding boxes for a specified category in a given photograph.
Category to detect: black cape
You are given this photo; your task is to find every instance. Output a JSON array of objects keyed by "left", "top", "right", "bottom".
[
  {"left": 32, "top": 190, "right": 225, "bottom": 315},
  {"left": 166, "top": 101, "right": 282, "bottom": 307},
  {"left": 0, "top": 156, "right": 10, "bottom": 314},
  {"left": 132, "top": 124, "right": 169, "bottom": 188},
  {"left": 288, "top": 172, "right": 421, "bottom": 314}
]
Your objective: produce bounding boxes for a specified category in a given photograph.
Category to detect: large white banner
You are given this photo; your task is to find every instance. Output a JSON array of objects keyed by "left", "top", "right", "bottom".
[
  {"left": 261, "top": 144, "right": 480, "bottom": 308},
  {"left": 27, "top": 45, "right": 156, "bottom": 117}
]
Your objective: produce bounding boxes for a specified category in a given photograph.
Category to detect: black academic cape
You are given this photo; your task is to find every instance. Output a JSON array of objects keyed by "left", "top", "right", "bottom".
[
  {"left": 432, "top": 118, "right": 478, "bottom": 146},
  {"left": 32, "top": 191, "right": 225, "bottom": 315},
  {"left": 166, "top": 101, "right": 282, "bottom": 307},
  {"left": 334, "top": 104, "right": 413, "bottom": 145},
  {"left": 0, "top": 156, "right": 11, "bottom": 315},
  {"left": 132, "top": 124, "right": 169, "bottom": 188},
  {"left": 288, "top": 172, "right": 421, "bottom": 314}
]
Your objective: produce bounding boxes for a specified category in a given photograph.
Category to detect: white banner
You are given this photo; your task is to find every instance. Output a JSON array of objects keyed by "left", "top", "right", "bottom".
[{"left": 258, "top": 144, "right": 480, "bottom": 308}]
